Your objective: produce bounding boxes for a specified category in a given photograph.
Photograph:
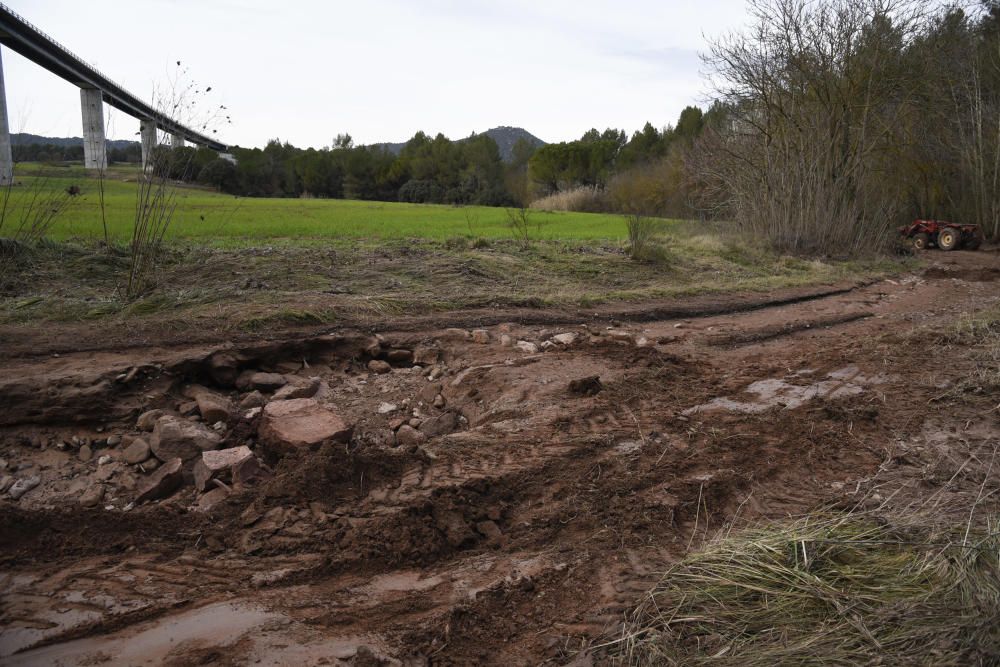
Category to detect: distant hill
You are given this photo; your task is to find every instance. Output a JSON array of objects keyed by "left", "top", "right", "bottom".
[
  {"left": 374, "top": 126, "right": 546, "bottom": 162},
  {"left": 12, "top": 133, "right": 138, "bottom": 150}
]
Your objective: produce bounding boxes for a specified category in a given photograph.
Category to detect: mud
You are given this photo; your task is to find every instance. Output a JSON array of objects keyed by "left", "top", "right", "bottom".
[{"left": 1, "top": 249, "right": 999, "bottom": 665}]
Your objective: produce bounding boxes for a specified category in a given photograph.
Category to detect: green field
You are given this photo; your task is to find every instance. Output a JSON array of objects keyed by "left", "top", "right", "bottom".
[{"left": 3, "top": 164, "right": 636, "bottom": 245}]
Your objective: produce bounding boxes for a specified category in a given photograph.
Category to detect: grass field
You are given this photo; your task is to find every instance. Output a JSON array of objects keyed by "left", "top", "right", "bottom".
[{"left": 3, "top": 163, "right": 637, "bottom": 245}]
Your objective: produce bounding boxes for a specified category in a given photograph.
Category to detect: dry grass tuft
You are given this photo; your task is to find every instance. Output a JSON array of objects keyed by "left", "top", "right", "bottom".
[
  {"left": 613, "top": 511, "right": 1000, "bottom": 666},
  {"left": 530, "top": 186, "right": 608, "bottom": 213}
]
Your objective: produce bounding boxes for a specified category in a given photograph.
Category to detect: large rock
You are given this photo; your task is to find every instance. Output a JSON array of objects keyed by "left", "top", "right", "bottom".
[
  {"left": 136, "top": 409, "right": 169, "bottom": 431},
  {"left": 235, "top": 371, "right": 287, "bottom": 392},
  {"left": 122, "top": 438, "right": 151, "bottom": 465},
  {"left": 193, "top": 446, "right": 254, "bottom": 492},
  {"left": 258, "top": 398, "right": 352, "bottom": 456},
  {"left": 150, "top": 415, "right": 222, "bottom": 462},
  {"left": 271, "top": 377, "right": 322, "bottom": 401},
  {"left": 8, "top": 476, "right": 40, "bottom": 500},
  {"left": 413, "top": 346, "right": 440, "bottom": 365},
  {"left": 183, "top": 385, "right": 233, "bottom": 424},
  {"left": 135, "top": 458, "right": 184, "bottom": 504}
]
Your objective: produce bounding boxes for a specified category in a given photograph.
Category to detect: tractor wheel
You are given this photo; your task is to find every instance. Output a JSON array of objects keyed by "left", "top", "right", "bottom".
[
  {"left": 937, "top": 227, "right": 960, "bottom": 251},
  {"left": 965, "top": 230, "right": 983, "bottom": 251},
  {"left": 912, "top": 233, "right": 930, "bottom": 250}
]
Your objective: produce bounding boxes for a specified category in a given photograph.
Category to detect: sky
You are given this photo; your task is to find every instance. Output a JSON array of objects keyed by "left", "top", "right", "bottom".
[{"left": 1, "top": 0, "right": 750, "bottom": 149}]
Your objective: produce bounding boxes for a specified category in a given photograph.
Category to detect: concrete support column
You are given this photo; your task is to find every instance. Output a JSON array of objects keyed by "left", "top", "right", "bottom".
[
  {"left": 140, "top": 119, "right": 157, "bottom": 172},
  {"left": 0, "top": 48, "right": 14, "bottom": 185},
  {"left": 170, "top": 133, "right": 186, "bottom": 149},
  {"left": 80, "top": 87, "right": 107, "bottom": 171}
]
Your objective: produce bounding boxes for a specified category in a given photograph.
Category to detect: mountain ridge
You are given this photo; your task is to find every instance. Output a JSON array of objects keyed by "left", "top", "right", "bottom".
[{"left": 373, "top": 126, "right": 546, "bottom": 161}]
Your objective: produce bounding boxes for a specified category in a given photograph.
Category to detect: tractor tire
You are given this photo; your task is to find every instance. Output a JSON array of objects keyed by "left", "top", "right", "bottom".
[
  {"left": 912, "top": 232, "right": 930, "bottom": 250},
  {"left": 965, "top": 231, "right": 983, "bottom": 251},
  {"left": 937, "top": 227, "right": 961, "bottom": 251}
]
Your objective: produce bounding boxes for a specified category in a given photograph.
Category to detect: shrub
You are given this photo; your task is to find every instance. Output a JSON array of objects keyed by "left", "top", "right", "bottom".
[{"left": 529, "top": 185, "right": 608, "bottom": 213}]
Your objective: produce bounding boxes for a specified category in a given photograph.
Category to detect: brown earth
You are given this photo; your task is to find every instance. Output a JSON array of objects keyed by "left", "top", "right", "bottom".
[{"left": 0, "top": 248, "right": 998, "bottom": 666}]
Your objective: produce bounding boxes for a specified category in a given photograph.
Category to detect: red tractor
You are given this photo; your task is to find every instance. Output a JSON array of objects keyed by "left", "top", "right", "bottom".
[{"left": 898, "top": 220, "right": 983, "bottom": 251}]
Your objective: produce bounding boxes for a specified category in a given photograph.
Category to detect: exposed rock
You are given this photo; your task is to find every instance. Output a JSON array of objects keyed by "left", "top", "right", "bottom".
[
  {"left": 123, "top": 437, "right": 151, "bottom": 465},
  {"left": 239, "top": 391, "right": 266, "bottom": 410},
  {"left": 135, "top": 458, "right": 184, "bottom": 504},
  {"left": 500, "top": 334, "right": 513, "bottom": 347},
  {"left": 377, "top": 402, "right": 398, "bottom": 415},
  {"left": 207, "top": 351, "right": 241, "bottom": 387},
  {"left": 552, "top": 332, "right": 578, "bottom": 346},
  {"left": 258, "top": 398, "right": 352, "bottom": 456},
  {"left": 607, "top": 330, "right": 635, "bottom": 344},
  {"left": 385, "top": 348, "right": 413, "bottom": 363},
  {"left": 368, "top": 360, "right": 392, "bottom": 374},
  {"left": 435, "top": 509, "right": 476, "bottom": 547},
  {"left": 196, "top": 486, "right": 231, "bottom": 512},
  {"left": 136, "top": 409, "right": 168, "bottom": 432},
  {"left": 233, "top": 455, "right": 269, "bottom": 487},
  {"left": 184, "top": 385, "right": 234, "bottom": 424},
  {"left": 79, "top": 483, "right": 105, "bottom": 507},
  {"left": 194, "top": 446, "right": 253, "bottom": 492},
  {"left": 476, "top": 520, "right": 503, "bottom": 542},
  {"left": 443, "top": 328, "right": 471, "bottom": 340},
  {"left": 515, "top": 341, "right": 539, "bottom": 354},
  {"left": 140, "top": 458, "right": 160, "bottom": 473},
  {"left": 433, "top": 394, "right": 446, "bottom": 409},
  {"left": 9, "top": 476, "right": 40, "bottom": 500},
  {"left": 78, "top": 444, "right": 93, "bottom": 462},
  {"left": 395, "top": 425, "right": 427, "bottom": 447},
  {"left": 150, "top": 415, "right": 222, "bottom": 462},
  {"left": 106, "top": 435, "right": 122, "bottom": 447},
  {"left": 419, "top": 411, "right": 460, "bottom": 437},
  {"left": 272, "top": 377, "right": 322, "bottom": 401},
  {"left": 236, "top": 371, "right": 287, "bottom": 392},
  {"left": 471, "top": 329, "right": 491, "bottom": 344},
  {"left": 413, "top": 346, "right": 440, "bottom": 365},
  {"left": 97, "top": 455, "right": 112, "bottom": 466},
  {"left": 0, "top": 475, "right": 13, "bottom": 493},
  {"left": 569, "top": 375, "right": 603, "bottom": 396},
  {"left": 388, "top": 416, "right": 406, "bottom": 431},
  {"left": 178, "top": 401, "right": 199, "bottom": 417},
  {"left": 540, "top": 340, "right": 558, "bottom": 352}
]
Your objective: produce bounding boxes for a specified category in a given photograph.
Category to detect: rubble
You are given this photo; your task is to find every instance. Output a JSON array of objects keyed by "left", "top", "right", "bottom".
[
  {"left": 150, "top": 415, "right": 222, "bottom": 462},
  {"left": 258, "top": 398, "right": 352, "bottom": 456}
]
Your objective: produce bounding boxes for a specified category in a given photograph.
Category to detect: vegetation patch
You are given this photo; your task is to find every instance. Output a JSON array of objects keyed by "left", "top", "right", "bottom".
[{"left": 615, "top": 512, "right": 1000, "bottom": 666}]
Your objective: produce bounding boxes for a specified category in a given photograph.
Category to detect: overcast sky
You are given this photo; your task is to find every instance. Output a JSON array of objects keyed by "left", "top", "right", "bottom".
[{"left": 2, "top": 0, "right": 749, "bottom": 148}]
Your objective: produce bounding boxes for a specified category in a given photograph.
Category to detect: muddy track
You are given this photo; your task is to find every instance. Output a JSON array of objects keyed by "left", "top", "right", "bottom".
[{"left": 1, "top": 249, "right": 999, "bottom": 665}]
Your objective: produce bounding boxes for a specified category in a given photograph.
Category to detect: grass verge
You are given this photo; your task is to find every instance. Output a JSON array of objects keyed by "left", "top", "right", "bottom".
[{"left": 614, "top": 511, "right": 1000, "bottom": 666}]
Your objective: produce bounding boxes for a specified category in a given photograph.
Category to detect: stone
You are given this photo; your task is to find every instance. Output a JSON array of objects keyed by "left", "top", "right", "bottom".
[
  {"left": 106, "top": 435, "right": 122, "bottom": 447},
  {"left": 194, "top": 446, "right": 253, "bottom": 492},
  {"left": 184, "top": 386, "right": 233, "bottom": 424},
  {"left": 97, "top": 455, "right": 112, "bottom": 466},
  {"left": 123, "top": 438, "right": 152, "bottom": 465},
  {"left": 552, "top": 332, "right": 578, "bottom": 346},
  {"left": 433, "top": 394, "right": 446, "bottom": 409},
  {"left": 258, "top": 398, "right": 352, "bottom": 456},
  {"left": 244, "top": 407, "right": 262, "bottom": 420},
  {"left": 0, "top": 475, "right": 13, "bottom": 493},
  {"left": 80, "top": 483, "right": 105, "bottom": 507},
  {"left": 385, "top": 349, "right": 413, "bottom": 363},
  {"left": 476, "top": 520, "right": 503, "bottom": 542},
  {"left": 540, "top": 340, "right": 558, "bottom": 352},
  {"left": 368, "top": 360, "right": 392, "bottom": 374},
  {"left": 140, "top": 458, "right": 160, "bottom": 473},
  {"left": 208, "top": 351, "right": 241, "bottom": 387},
  {"left": 395, "top": 425, "right": 427, "bottom": 447},
  {"left": 388, "top": 417, "right": 406, "bottom": 431},
  {"left": 500, "top": 334, "right": 513, "bottom": 347},
  {"left": 607, "top": 330, "right": 634, "bottom": 344},
  {"left": 78, "top": 444, "right": 93, "bottom": 462},
  {"left": 135, "top": 458, "right": 184, "bottom": 504},
  {"left": 419, "top": 411, "right": 460, "bottom": 437},
  {"left": 236, "top": 371, "right": 287, "bottom": 392},
  {"left": 239, "top": 391, "right": 266, "bottom": 410},
  {"left": 9, "top": 476, "right": 40, "bottom": 500},
  {"left": 178, "top": 401, "right": 199, "bottom": 416},
  {"left": 443, "top": 328, "right": 471, "bottom": 340},
  {"left": 233, "top": 455, "right": 269, "bottom": 487},
  {"left": 569, "top": 375, "right": 603, "bottom": 396},
  {"left": 271, "top": 377, "right": 322, "bottom": 401},
  {"left": 471, "top": 329, "right": 490, "bottom": 344},
  {"left": 196, "top": 486, "right": 231, "bottom": 512},
  {"left": 515, "top": 341, "right": 538, "bottom": 354},
  {"left": 377, "top": 402, "right": 398, "bottom": 415},
  {"left": 136, "top": 409, "right": 168, "bottom": 432},
  {"left": 150, "top": 415, "right": 222, "bottom": 462},
  {"left": 412, "top": 346, "right": 440, "bottom": 365}
]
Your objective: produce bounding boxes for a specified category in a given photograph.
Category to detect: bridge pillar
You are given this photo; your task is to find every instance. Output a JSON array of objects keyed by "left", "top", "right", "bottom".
[
  {"left": 140, "top": 119, "right": 157, "bottom": 172},
  {"left": 0, "top": 48, "right": 13, "bottom": 185},
  {"left": 170, "top": 133, "right": 186, "bottom": 149},
  {"left": 80, "top": 88, "right": 107, "bottom": 171}
]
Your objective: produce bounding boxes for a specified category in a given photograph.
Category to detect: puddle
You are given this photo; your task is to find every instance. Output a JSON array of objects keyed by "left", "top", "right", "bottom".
[
  {"left": 684, "top": 366, "right": 888, "bottom": 415},
  {"left": 3, "top": 600, "right": 277, "bottom": 665}
]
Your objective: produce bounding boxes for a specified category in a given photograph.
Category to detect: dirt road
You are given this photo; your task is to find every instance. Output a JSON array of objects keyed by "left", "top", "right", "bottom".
[{"left": 1, "top": 249, "right": 998, "bottom": 666}]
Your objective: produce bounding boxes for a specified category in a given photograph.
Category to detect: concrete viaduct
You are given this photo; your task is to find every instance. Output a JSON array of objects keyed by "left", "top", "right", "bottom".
[{"left": 0, "top": 2, "right": 228, "bottom": 183}]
